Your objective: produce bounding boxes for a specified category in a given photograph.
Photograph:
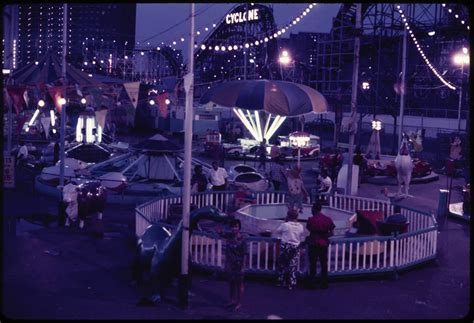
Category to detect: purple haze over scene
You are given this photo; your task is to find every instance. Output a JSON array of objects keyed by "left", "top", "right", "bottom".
[{"left": 136, "top": 3, "right": 341, "bottom": 62}]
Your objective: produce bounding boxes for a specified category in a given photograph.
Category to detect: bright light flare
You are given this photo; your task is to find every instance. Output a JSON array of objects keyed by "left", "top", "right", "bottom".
[
  {"left": 372, "top": 119, "right": 382, "bottom": 131},
  {"left": 29, "top": 109, "right": 40, "bottom": 126},
  {"left": 453, "top": 53, "right": 470, "bottom": 65},
  {"left": 50, "top": 110, "right": 55, "bottom": 127}
]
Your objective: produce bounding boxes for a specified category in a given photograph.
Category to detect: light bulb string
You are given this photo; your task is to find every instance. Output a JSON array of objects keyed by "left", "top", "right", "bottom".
[
  {"left": 197, "top": 3, "right": 318, "bottom": 52},
  {"left": 441, "top": 3, "right": 470, "bottom": 31},
  {"left": 396, "top": 4, "right": 457, "bottom": 91},
  {"left": 79, "top": 4, "right": 318, "bottom": 65}
]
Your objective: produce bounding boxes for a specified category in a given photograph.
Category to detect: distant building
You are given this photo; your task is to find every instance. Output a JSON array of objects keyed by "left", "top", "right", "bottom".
[{"left": 15, "top": 4, "right": 136, "bottom": 68}]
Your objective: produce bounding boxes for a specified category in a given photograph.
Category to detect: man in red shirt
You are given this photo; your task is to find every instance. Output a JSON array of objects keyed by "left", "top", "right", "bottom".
[{"left": 306, "top": 201, "right": 335, "bottom": 289}]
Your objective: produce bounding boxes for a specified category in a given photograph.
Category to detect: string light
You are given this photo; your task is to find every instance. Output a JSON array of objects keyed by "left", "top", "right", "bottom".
[
  {"left": 134, "top": 3, "right": 317, "bottom": 55},
  {"left": 396, "top": 5, "right": 457, "bottom": 90},
  {"left": 441, "top": 4, "right": 470, "bottom": 31}
]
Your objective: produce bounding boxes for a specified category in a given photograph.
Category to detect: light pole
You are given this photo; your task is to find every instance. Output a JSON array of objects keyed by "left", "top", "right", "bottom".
[
  {"left": 453, "top": 47, "right": 469, "bottom": 132},
  {"left": 279, "top": 50, "right": 291, "bottom": 80}
]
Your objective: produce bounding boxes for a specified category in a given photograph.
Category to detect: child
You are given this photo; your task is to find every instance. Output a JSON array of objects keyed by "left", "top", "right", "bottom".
[
  {"left": 285, "top": 166, "right": 309, "bottom": 213},
  {"left": 217, "top": 218, "right": 248, "bottom": 311},
  {"left": 274, "top": 209, "right": 306, "bottom": 290}
]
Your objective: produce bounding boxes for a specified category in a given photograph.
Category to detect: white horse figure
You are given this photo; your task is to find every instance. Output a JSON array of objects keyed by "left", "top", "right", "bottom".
[{"left": 394, "top": 134, "right": 414, "bottom": 197}]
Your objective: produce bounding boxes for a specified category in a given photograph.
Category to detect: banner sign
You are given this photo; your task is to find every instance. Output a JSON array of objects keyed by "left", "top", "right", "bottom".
[
  {"left": 226, "top": 8, "right": 259, "bottom": 24},
  {"left": 3, "top": 155, "right": 15, "bottom": 188}
]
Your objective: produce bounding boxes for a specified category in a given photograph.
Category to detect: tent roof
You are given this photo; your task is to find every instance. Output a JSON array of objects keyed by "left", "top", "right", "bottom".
[
  {"left": 89, "top": 73, "right": 127, "bottom": 84},
  {"left": 132, "top": 134, "right": 183, "bottom": 153},
  {"left": 10, "top": 52, "right": 103, "bottom": 88}
]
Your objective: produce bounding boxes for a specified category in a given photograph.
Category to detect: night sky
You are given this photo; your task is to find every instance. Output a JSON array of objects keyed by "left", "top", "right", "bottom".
[{"left": 136, "top": 3, "right": 341, "bottom": 61}]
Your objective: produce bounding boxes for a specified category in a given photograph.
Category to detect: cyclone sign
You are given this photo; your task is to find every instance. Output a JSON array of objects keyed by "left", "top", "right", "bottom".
[{"left": 225, "top": 8, "right": 259, "bottom": 25}]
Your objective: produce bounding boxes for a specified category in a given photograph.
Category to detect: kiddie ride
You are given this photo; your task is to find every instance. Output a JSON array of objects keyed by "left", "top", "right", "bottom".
[
  {"left": 222, "top": 138, "right": 266, "bottom": 159},
  {"left": 277, "top": 134, "right": 320, "bottom": 160},
  {"left": 364, "top": 156, "right": 437, "bottom": 184},
  {"left": 203, "top": 130, "right": 222, "bottom": 154}
]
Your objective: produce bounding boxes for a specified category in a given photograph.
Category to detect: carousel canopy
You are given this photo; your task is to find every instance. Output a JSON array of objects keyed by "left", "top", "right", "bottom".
[
  {"left": 9, "top": 51, "right": 103, "bottom": 88},
  {"left": 132, "top": 134, "right": 183, "bottom": 153},
  {"left": 200, "top": 79, "right": 328, "bottom": 143},
  {"left": 199, "top": 79, "right": 328, "bottom": 116}
]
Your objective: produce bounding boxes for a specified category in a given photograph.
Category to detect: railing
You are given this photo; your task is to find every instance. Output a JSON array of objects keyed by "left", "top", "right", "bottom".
[
  {"left": 135, "top": 191, "right": 437, "bottom": 277},
  {"left": 329, "top": 194, "right": 394, "bottom": 218},
  {"left": 135, "top": 191, "right": 288, "bottom": 237}
]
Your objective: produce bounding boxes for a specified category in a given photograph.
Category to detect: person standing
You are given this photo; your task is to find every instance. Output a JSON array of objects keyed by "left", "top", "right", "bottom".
[
  {"left": 274, "top": 209, "right": 306, "bottom": 290},
  {"left": 209, "top": 161, "right": 228, "bottom": 191},
  {"left": 353, "top": 145, "right": 367, "bottom": 184},
  {"left": 306, "top": 201, "right": 335, "bottom": 289},
  {"left": 53, "top": 141, "right": 60, "bottom": 164},
  {"left": 269, "top": 156, "right": 285, "bottom": 191},
  {"left": 16, "top": 141, "right": 29, "bottom": 165},
  {"left": 191, "top": 165, "right": 208, "bottom": 193},
  {"left": 217, "top": 218, "right": 248, "bottom": 311},
  {"left": 285, "top": 166, "right": 308, "bottom": 213},
  {"left": 257, "top": 139, "right": 267, "bottom": 173}
]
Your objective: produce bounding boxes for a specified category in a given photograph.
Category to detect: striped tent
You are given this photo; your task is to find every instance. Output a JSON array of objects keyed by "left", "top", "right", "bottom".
[{"left": 10, "top": 51, "right": 102, "bottom": 88}]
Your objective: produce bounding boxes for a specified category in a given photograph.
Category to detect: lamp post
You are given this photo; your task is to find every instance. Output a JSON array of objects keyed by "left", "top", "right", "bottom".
[
  {"left": 289, "top": 131, "right": 310, "bottom": 168},
  {"left": 369, "top": 119, "right": 382, "bottom": 158},
  {"left": 453, "top": 47, "right": 469, "bottom": 132},
  {"left": 279, "top": 50, "right": 291, "bottom": 80}
]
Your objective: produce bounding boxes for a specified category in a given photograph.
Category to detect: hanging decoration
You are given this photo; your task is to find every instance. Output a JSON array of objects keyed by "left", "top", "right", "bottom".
[
  {"left": 130, "top": 3, "right": 318, "bottom": 57},
  {"left": 46, "top": 85, "right": 65, "bottom": 113},
  {"left": 198, "top": 3, "right": 318, "bottom": 53},
  {"left": 6, "top": 86, "right": 26, "bottom": 115},
  {"left": 157, "top": 92, "right": 170, "bottom": 118},
  {"left": 441, "top": 3, "right": 470, "bottom": 31},
  {"left": 395, "top": 5, "right": 457, "bottom": 90},
  {"left": 123, "top": 82, "right": 141, "bottom": 109}
]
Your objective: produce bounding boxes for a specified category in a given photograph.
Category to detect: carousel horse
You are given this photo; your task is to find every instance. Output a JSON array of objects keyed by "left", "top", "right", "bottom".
[
  {"left": 394, "top": 134, "right": 414, "bottom": 198},
  {"left": 407, "top": 130, "right": 423, "bottom": 154},
  {"left": 63, "top": 180, "right": 107, "bottom": 228}
]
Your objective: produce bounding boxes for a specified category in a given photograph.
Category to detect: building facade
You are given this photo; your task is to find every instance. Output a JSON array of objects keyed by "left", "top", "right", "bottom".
[{"left": 14, "top": 4, "right": 136, "bottom": 68}]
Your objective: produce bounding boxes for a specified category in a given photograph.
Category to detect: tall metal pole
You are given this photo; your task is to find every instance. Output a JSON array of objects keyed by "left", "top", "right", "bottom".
[
  {"left": 179, "top": 3, "right": 195, "bottom": 309},
  {"left": 456, "top": 63, "right": 464, "bottom": 132},
  {"left": 59, "top": 4, "right": 67, "bottom": 187},
  {"left": 346, "top": 3, "right": 362, "bottom": 196},
  {"left": 243, "top": 3, "right": 248, "bottom": 80},
  {"left": 397, "top": 4, "right": 408, "bottom": 147}
]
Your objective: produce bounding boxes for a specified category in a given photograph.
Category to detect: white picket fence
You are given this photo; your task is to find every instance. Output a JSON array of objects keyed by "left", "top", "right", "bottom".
[{"left": 135, "top": 192, "right": 438, "bottom": 277}]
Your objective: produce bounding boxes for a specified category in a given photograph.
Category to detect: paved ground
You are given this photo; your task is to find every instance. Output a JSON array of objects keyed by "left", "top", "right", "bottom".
[
  {"left": 2, "top": 165, "right": 470, "bottom": 319},
  {"left": 2, "top": 128, "right": 470, "bottom": 319}
]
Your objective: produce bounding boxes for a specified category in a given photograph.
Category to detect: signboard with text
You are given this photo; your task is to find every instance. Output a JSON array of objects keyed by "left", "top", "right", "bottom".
[
  {"left": 3, "top": 155, "right": 15, "bottom": 188},
  {"left": 225, "top": 8, "right": 259, "bottom": 24}
]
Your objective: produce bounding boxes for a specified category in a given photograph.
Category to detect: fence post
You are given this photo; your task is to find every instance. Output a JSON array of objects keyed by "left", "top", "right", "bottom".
[
  {"left": 391, "top": 234, "right": 399, "bottom": 281},
  {"left": 437, "top": 189, "right": 449, "bottom": 227}
]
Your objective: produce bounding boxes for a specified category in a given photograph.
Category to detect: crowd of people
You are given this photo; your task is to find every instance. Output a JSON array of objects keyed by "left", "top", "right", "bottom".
[{"left": 215, "top": 200, "right": 335, "bottom": 311}]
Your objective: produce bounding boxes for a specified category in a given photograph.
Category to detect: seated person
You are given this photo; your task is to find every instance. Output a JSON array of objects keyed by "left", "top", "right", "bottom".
[
  {"left": 16, "top": 142, "right": 29, "bottom": 164},
  {"left": 316, "top": 169, "right": 332, "bottom": 204},
  {"left": 385, "top": 206, "right": 407, "bottom": 224},
  {"left": 317, "top": 169, "right": 332, "bottom": 194},
  {"left": 376, "top": 206, "right": 409, "bottom": 235}
]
